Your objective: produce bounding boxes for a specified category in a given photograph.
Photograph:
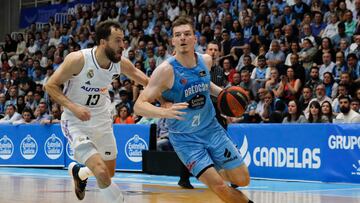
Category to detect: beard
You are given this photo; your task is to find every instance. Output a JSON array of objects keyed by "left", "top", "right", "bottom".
[
  {"left": 105, "top": 46, "right": 122, "bottom": 63},
  {"left": 340, "top": 106, "right": 350, "bottom": 114}
]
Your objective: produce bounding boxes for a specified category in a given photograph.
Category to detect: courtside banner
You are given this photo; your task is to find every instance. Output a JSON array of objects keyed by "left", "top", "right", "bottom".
[
  {"left": 0, "top": 124, "right": 65, "bottom": 166},
  {"left": 114, "top": 124, "right": 150, "bottom": 171},
  {"left": 63, "top": 124, "right": 150, "bottom": 171},
  {"left": 228, "top": 124, "right": 360, "bottom": 184}
]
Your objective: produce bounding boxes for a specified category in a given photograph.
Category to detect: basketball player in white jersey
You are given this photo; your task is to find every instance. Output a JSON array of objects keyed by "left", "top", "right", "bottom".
[{"left": 45, "top": 21, "right": 148, "bottom": 202}]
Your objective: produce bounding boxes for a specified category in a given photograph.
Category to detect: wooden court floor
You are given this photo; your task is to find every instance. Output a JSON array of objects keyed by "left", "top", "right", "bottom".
[{"left": 0, "top": 168, "right": 359, "bottom": 203}]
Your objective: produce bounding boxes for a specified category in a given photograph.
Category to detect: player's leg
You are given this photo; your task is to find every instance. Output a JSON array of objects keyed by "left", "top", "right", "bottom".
[
  {"left": 219, "top": 164, "right": 250, "bottom": 187},
  {"left": 198, "top": 167, "right": 251, "bottom": 203}
]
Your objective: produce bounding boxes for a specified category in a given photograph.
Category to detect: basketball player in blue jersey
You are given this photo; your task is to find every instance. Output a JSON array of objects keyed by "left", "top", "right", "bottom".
[
  {"left": 134, "top": 16, "right": 253, "bottom": 203},
  {"left": 45, "top": 21, "right": 148, "bottom": 202}
]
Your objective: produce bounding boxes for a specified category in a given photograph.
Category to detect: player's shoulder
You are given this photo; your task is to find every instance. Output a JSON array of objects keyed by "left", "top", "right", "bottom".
[
  {"left": 64, "top": 51, "right": 85, "bottom": 64},
  {"left": 198, "top": 53, "right": 212, "bottom": 69}
]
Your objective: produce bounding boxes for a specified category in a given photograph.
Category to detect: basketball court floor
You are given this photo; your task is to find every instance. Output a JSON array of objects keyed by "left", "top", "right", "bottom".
[{"left": 0, "top": 167, "right": 359, "bottom": 203}]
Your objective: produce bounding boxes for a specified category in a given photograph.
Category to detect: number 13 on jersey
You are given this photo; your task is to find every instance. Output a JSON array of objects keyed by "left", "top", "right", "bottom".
[{"left": 86, "top": 94, "right": 100, "bottom": 106}]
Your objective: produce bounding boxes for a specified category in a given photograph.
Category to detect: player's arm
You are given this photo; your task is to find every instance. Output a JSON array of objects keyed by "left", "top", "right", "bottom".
[
  {"left": 203, "top": 54, "right": 223, "bottom": 97},
  {"left": 134, "top": 62, "right": 188, "bottom": 120},
  {"left": 120, "top": 57, "right": 149, "bottom": 87},
  {"left": 44, "top": 51, "right": 90, "bottom": 121}
]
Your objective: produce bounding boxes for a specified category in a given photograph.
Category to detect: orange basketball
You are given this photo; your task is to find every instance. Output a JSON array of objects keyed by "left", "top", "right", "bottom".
[{"left": 217, "top": 86, "right": 249, "bottom": 117}]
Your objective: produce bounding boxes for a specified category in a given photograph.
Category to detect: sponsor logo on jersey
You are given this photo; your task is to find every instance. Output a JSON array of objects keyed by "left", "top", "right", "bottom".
[
  {"left": 184, "top": 83, "right": 209, "bottom": 97},
  {"left": 44, "top": 134, "right": 63, "bottom": 160},
  {"left": 125, "top": 134, "right": 148, "bottom": 162},
  {"left": 20, "top": 134, "right": 38, "bottom": 160},
  {"left": 199, "top": 70, "right": 206, "bottom": 77},
  {"left": 81, "top": 85, "right": 108, "bottom": 93},
  {"left": 112, "top": 74, "right": 120, "bottom": 80},
  {"left": 87, "top": 69, "right": 94, "bottom": 79},
  {"left": 0, "top": 135, "right": 14, "bottom": 160}
]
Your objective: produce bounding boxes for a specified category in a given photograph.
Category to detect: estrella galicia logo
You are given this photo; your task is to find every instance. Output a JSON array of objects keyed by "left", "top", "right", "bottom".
[
  {"left": 44, "top": 134, "right": 63, "bottom": 160},
  {"left": 351, "top": 160, "right": 360, "bottom": 176},
  {"left": 66, "top": 142, "right": 74, "bottom": 160},
  {"left": 20, "top": 134, "right": 38, "bottom": 160},
  {"left": 0, "top": 135, "right": 14, "bottom": 160},
  {"left": 125, "top": 134, "right": 148, "bottom": 162},
  {"left": 239, "top": 135, "right": 251, "bottom": 167}
]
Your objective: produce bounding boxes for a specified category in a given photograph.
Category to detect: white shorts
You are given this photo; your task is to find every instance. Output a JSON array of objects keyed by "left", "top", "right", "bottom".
[{"left": 61, "top": 110, "right": 117, "bottom": 164}]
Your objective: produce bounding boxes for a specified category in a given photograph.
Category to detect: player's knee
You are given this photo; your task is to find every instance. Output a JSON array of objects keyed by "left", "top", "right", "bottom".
[{"left": 232, "top": 174, "right": 250, "bottom": 187}]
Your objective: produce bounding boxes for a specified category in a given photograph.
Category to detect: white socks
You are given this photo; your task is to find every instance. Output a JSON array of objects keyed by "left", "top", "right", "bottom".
[
  {"left": 99, "top": 182, "right": 125, "bottom": 203},
  {"left": 78, "top": 167, "right": 94, "bottom": 180}
]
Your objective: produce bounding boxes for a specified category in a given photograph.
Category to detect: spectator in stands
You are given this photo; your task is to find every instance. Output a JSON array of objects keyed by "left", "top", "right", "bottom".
[
  {"left": 322, "top": 13, "right": 339, "bottom": 39},
  {"left": 235, "top": 44, "right": 256, "bottom": 71},
  {"left": 321, "top": 101, "right": 335, "bottom": 123},
  {"left": 335, "top": 95, "right": 360, "bottom": 123},
  {"left": 283, "top": 100, "right": 307, "bottom": 123},
  {"left": 16, "top": 95, "right": 26, "bottom": 114},
  {"left": 40, "top": 103, "right": 62, "bottom": 124},
  {"left": 4, "top": 86, "right": 17, "bottom": 107},
  {"left": 240, "top": 69, "right": 257, "bottom": 98},
  {"left": 332, "top": 83, "right": 350, "bottom": 113},
  {"left": 13, "top": 107, "right": 35, "bottom": 125},
  {"left": 0, "top": 79, "right": 6, "bottom": 94},
  {"left": 0, "top": 93, "right": 6, "bottom": 116},
  {"left": 305, "top": 66, "right": 322, "bottom": 96},
  {"left": 277, "top": 67, "right": 302, "bottom": 104},
  {"left": 251, "top": 55, "right": 269, "bottom": 90},
  {"left": 333, "top": 51, "right": 347, "bottom": 83},
  {"left": 265, "top": 68, "right": 280, "bottom": 97},
  {"left": 222, "top": 58, "right": 236, "bottom": 84},
  {"left": 261, "top": 90, "right": 285, "bottom": 122},
  {"left": 25, "top": 91, "right": 36, "bottom": 111},
  {"left": 155, "top": 45, "right": 170, "bottom": 67},
  {"left": 351, "top": 98, "right": 360, "bottom": 113},
  {"left": 307, "top": 101, "right": 330, "bottom": 123},
  {"left": 4, "top": 34, "right": 17, "bottom": 57},
  {"left": 33, "top": 101, "right": 50, "bottom": 123},
  {"left": 319, "top": 52, "right": 336, "bottom": 80},
  {"left": 344, "top": 10, "right": 357, "bottom": 37},
  {"left": 113, "top": 105, "right": 135, "bottom": 124},
  {"left": 239, "top": 54, "right": 255, "bottom": 73},
  {"left": 266, "top": 40, "right": 286, "bottom": 68},
  {"left": 332, "top": 22, "right": 351, "bottom": 49},
  {"left": 0, "top": 104, "right": 21, "bottom": 124},
  {"left": 299, "top": 38, "right": 317, "bottom": 71},
  {"left": 323, "top": 72, "right": 338, "bottom": 99}
]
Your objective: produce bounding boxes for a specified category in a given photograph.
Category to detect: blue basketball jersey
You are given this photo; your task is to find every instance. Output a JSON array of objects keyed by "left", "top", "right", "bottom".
[{"left": 162, "top": 53, "right": 216, "bottom": 133}]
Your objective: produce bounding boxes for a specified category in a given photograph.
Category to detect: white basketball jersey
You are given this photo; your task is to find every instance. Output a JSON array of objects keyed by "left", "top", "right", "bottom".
[{"left": 62, "top": 47, "right": 121, "bottom": 119}]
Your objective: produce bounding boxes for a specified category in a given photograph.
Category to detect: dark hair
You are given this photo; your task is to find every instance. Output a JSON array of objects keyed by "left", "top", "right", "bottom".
[
  {"left": 321, "top": 101, "right": 333, "bottom": 123},
  {"left": 172, "top": 16, "right": 195, "bottom": 34},
  {"left": 308, "top": 101, "right": 322, "bottom": 123},
  {"left": 95, "top": 20, "right": 122, "bottom": 45},
  {"left": 347, "top": 53, "right": 358, "bottom": 61},
  {"left": 207, "top": 41, "right": 219, "bottom": 49},
  {"left": 286, "top": 99, "right": 302, "bottom": 122},
  {"left": 338, "top": 95, "right": 351, "bottom": 102}
]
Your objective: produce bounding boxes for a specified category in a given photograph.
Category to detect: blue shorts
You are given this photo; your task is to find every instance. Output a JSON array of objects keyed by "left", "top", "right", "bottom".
[{"left": 169, "top": 123, "right": 244, "bottom": 178}]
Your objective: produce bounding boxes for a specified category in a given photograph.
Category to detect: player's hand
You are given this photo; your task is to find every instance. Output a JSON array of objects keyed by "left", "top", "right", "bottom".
[
  {"left": 162, "top": 102, "right": 188, "bottom": 120},
  {"left": 73, "top": 105, "right": 91, "bottom": 121}
]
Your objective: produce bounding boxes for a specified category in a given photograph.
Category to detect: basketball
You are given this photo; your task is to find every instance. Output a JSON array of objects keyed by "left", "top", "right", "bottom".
[{"left": 217, "top": 86, "right": 249, "bottom": 117}]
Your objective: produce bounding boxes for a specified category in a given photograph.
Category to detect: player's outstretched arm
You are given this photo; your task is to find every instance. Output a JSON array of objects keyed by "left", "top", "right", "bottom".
[
  {"left": 202, "top": 53, "right": 223, "bottom": 97},
  {"left": 134, "top": 62, "right": 188, "bottom": 120},
  {"left": 120, "top": 57, "right": 149, "bottom": 87},
  {"left": 44, "top": 51, "right": 91, "bottom": 121}
]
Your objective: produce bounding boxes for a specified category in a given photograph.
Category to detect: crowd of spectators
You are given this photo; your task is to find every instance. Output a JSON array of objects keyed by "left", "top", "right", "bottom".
[{"left": 1, "top": 0, "right": 360, "bottom": 126}]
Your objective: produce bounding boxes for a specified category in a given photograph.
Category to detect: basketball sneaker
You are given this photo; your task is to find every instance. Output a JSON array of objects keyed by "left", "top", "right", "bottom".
[{"left": 68, "top": 162, "right": 88, "bottom": 200}]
